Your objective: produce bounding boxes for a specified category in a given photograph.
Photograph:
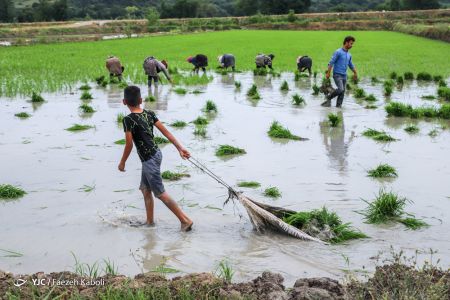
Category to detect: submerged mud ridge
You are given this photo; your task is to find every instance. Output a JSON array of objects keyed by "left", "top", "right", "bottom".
[{"left": 1, "top": 262, "right": 449, "bottom": 299}]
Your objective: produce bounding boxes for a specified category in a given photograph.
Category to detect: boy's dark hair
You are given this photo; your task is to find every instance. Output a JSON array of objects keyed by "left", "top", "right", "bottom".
[
  {"left": 124, "top": 86, "right": 141, "bottom": 107},
  {"left": 343, "top": 36, "right": 355, "bottom": 44}
]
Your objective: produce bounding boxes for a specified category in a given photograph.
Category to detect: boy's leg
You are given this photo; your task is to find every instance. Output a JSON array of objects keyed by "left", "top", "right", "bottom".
[
  {"left": 141, "top": 188, "right": 155, "bottom": 224},
  {"left": 156, "top": 192, "right": 192, "bottom": 228}
]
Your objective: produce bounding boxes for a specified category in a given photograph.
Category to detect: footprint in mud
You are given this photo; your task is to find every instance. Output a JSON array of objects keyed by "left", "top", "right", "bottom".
[{"left": 99, "top": 213, "right": 154, "bottom": 228}]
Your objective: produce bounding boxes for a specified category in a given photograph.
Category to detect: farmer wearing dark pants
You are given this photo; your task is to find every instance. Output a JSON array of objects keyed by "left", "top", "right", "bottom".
[
  {"left": 187, "top": 54, "right": 208, "bottom": 73},
  {"left": 255, "top": 54, "right": 274, "bottom": 69},
  {"left": 321, "top": 36, "right": 358, "bottom": 108},
  {"left": 106, "top": 56, "right": 124, "bottom": 81},
  {"left": 218, "top": 54, "right": 236, "bottom": 71},
  {"left": 297, "top": 55, "right": 312, "bottom": 75},
  {"left": 143, "top": 56, "right": 172, "bottom": 88}
]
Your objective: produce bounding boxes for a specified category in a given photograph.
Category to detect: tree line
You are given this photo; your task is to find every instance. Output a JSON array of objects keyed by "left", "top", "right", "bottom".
[{"left": 0, "top": 0, "right": 443, "bottom": 23}]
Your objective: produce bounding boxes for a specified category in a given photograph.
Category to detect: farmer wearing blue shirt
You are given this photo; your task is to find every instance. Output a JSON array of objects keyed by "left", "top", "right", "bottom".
[{"left": 321, "top": 36, "right": 358, "bottom": 108}]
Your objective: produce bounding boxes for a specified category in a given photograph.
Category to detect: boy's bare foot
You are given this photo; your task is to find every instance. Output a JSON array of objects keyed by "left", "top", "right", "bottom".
[
  {"left": 145, "top": 222, "right": 155, "bottom": 227},
  {"left": 181, "top": 221, "right": 193, "bottom": 232}
]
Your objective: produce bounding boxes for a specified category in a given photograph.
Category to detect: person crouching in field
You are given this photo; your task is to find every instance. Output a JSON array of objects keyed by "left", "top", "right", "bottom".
[
  {"left": 255, "top": 54, "right": 275, "bottom": 69},
  {"left": 118, "top": 86, "right": 193, "bottom": 231},
  {"left": 106, "top": 56, "right": 124, "bottom": 82},
  {"left": 218, "top": 54, "right": 236, "bottom": 71},
  {"left": 143, "top": 56, "right": 172, "bottom": 88},
  {"left": 187, "top": 54, "right": 208, "bottom": 73},
  {"left": 296, "top": 55, "right": 312, "bottom": 76},
  {"left": 321, "top": 36, "right": 358, "bottom": 108}
]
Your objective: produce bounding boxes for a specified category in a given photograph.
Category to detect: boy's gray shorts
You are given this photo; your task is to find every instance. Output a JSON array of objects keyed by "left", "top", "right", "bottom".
[{"left": 140, "top": 149, "right": 165, "bottom": 197}]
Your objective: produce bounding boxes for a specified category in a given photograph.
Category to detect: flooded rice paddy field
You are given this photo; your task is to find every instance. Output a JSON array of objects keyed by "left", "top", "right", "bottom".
[{"left": 0, "top": 72, "right": 449, "bottom": 285}]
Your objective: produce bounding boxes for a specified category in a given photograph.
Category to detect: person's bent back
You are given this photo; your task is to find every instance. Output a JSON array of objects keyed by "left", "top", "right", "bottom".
[
  {"left": 106, "top": 56, "right": 124, "bottom": 81},
  {"left": 297, "top": 56, "right": 312, "bottom": 76}
]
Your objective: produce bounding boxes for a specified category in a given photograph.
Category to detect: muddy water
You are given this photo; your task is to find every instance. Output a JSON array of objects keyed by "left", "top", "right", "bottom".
[{"left": 1, "top": 73, "right": 449, "bottom": 285}]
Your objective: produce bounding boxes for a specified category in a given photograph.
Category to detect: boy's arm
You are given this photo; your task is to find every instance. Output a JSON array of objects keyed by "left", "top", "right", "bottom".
[
  {"left": 155, "top": 121, "right": 190, "bottom": 159},
  {"left": 118, "top": 131, "right": 133, "bottom": 172},
  {"left": 326, "top": 50, "right": 338, "bottom": 79}
]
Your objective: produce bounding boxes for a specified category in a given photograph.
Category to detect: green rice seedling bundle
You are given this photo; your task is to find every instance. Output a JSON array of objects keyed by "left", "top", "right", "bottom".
[
  {"left": 215, "top": 145, "right": 246, "bottom": 156},
  {"left": 31, "top": 92, "right": 44, "bottom": 103},
  {"left": 361, "top": 189, "right": 428, "bottom": 230},
  {"left": 268, "top": 69, "right": 281, "bottom": 77},
  {"left": 192, "top": 116, "right": 208, "bottom": 126},
  {"left": 79, "top": 103, "right": 95, "bottom": 113},
  {"left": 168, "top": 67, "right": 179, "bottom": 75},
  {"left": 0, "top": 184, "right": 26, "bottom": 200},
  {"left": 421, "top": 95, "right": 436, "bottom": 100},
  {"left": 268, "top": 121, "right": 304, "bottom": 140},
  {"left": 191, "top": 90, "right": 203, "bottom": 94},
  {"left": 362, "top": 128, "right": 397, "bottom": 142},
  {"left": 204, "top": 100, "right": 218, "bottom": 113},
  {"left": 365, "top": 94, "right": 377, "bottom": 102},
  {"left": 389, "top": 71, "right": 398, "bottom": 79},
  {"left": 154, "top": 136, "right": 169, "bottom": 144},
  {"left": 385, "top": 102, "right": 413, "bottom": 117},
  {"left": 439, "top": 104, "right": 450, "bottom": 119},
  {"left": 354, "top": 87, "right": 366, "bottom": 98},
  {"left": 66, "top": 124, "right": 93, "bottom": 132},
  {"left": 109, "top": 77, "right": 120, "bottom": 84},
  {"left": 114, "top": 139, "right": 126, "bottom": 145},
  {"left": 283, "top": 207, "right": 367, "bottom": 243},
  {"left": 371, "top": 76, "right": 380, "bottom": 83},
  {"left": 234, "top": 81, "right": 241, "bottom": 89},
  {"left": 312, "top": 84, "right": 320, "bottom": 95},
  {"left": 145, "top": 95, "right": 156, "bottom": 102},
  {"left": 404, "top": 72, "right": 414, "bottom": 80},
  {"left": 416, "top": 72, "right": 433, "bottom": 81},
  {"left": 80, "top": 91, "right": 93, "bottom": 100},
  {"left": 384, "top": 80, "right": 394, "bottom": 96},
  {"left": 404, "top": 124, "right": 419, "bottom": 133},
  {"left": 294, "top": 71, "right": 308, "bottom": 81},
  {"left": 328, "top": 113, "right": 341, "bottom": 127},
  {"left": 428, "top": 129, "right": 439, "bottom": 137},
  {"left": 352, "top": 76, "right": 359, "bottom": 85},
  {"left": 367, "top": 164, "right": 398, "bottom": 178},
  {"left": 237, "top": 181, "right": 261, "bottom": 188},
  {"left": 118, "top": 82, "right": 128, "bottom": 89},
  {"left": 313, "top": 71, "right": 317, "bottom": 78},
  {"left": 438, "top": 79, "right": 447, "bottom": 87},
  {"left": 247, "top": 84, "right": 261, "bottom": 100},
  {"left": 365, "top": 104, "right": 377, "bottom": 109},
  {"left": 79, "top": 84, "right": 91, "bottom": 90},
  {"left": 173, "top": 87, "right": 187, "bottom": 95},
  {"left": 161, "top": 171, "right": 190, "bottom": 181},
  {"left": 385, "top": 102, "right": 448, "bottom": 119},
  {"left": 292, "top": 94, "right": 305, "bottom": 105},
  {"left": 169, "top": 120, "right": 187, "bottom": 128},
  {"left": 15, "top": 112, "right": 30, "bottom": 118},
  {"left": 95, "top": 76, "right": 105, "bottom": 85},
  {"left": 253, "top": 68, "right": 268, "bottom": 76},
  {"left": 396, "top": 76, "right": 404, "bottom": 86},
  {"left": 438, "top": 87, "right": 450, "bottom": 101},
  {"left": 117, "top": 113, "right": 125, "bottom": 124},
  {"left": 433, "top": 75, "right": 443, "bottom": 82},
  {"left": 193, "top": 126, "right": 207, "bottom": 137},
  {"left": 346, "top": 83, "right": 352, "bottom": 90},
  {"left": 264, "top": 187, "right": 281, "bottom": 198},
  {"left": 280, "top": 80, "right": 289, "bottom": 91}
]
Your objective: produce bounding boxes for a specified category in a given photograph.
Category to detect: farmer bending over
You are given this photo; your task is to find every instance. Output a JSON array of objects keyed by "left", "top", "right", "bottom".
[
  {"left": 106, "top": 56, "right": 124, "bottom": 82},
  {"left": 187, "top": 54, "right": 208, "bottom": 73},
  {"left": 218, "top": 54, "right": 235, "bottom": 71},
  {"left": 143, "top": 56, "right": 172, "bottom": 88},
  {"left": 297, "top": 55, "right": 312, "bottom": 76},
  {"left": 118, "top": 86, "right": 193, "bottom": 231},
  {"left": 321, "top": 36, "right": 358, "bottom": 108},
  {"left": 255, "top": 54, "right": 275, "bottom": 69}
]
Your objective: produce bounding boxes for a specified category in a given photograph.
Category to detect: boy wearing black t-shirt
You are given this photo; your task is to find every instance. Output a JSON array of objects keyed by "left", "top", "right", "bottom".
[{"left": 118, "top": 86, "right": 193, "bottom": 232}]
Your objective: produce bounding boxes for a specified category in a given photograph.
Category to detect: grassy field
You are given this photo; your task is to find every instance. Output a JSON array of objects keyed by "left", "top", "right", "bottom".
[{"left": 1, "top": 30, "right": 449, "bottom": 96}]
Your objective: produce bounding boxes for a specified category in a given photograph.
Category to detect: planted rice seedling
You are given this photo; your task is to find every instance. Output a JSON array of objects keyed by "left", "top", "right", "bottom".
[
  {"left": 428, "top": 128, "right": 439, "bottom": 137},
  {"left": 145, "top": 95, "right": 156, "bottom": 102},
  {"left": 161, "top": 170, "right": 190, "bottom": 181},
  {"left": 109, "top": 77, "right": 120, "bottom": 84},
  {"left": 404, "top": 124, "right": 419, "bottom": 133},
  {"left": 237, "top": 181, "right": 261, "bottom": 188},
  {"left": 95, "top": 75, "right": 105, "bottom": 85},
  {"left": 118, "top": 82, "right": 128, "bottom": 89},
  {"left": 371, "top": 76, "right": 380, "bottom": 83},
  {"left": 264, "top": 186, "right": 281, "bottom": 198},
  {"left": 421, "top": 95, "right": 436, "bottom": 100},
  {"left": 117, "top": 113, "right": 125, "bottom": 124},
  {"left": 294, "top": 71, "right": 309, "bottom": 81},
  {"left": 416, "top": 72, "right": 433, "bottom": 81},
  {"left": 15, "top": 112, "right": 31, "bottom": 118},
  {"left": 0, "top": 184, "right": 26, "bottom": 200},
  {"left": 283, "top": 207, "right": 368, "bottom": 244},
  {"left": 365, "top": 94, "right": 377, "bottom": 102},
  {"left": 268, "top": 121, "right": 304, "bottom": 140},
  {"left": 361, "top": 189, "right": 428, "bottom": 230},
  {"left": 438, "top": 79, "right": 447, "bottom": 87},
  {"left": 384, "top": 85, "right": 393, "bottom": 96},
  {"left": 313, "top": 71, "right": 318, "bottom": 78},
  {"left": 246, "top": 84, "right": 261, "bottom": 100},
  {"left": 31, "top": 92, "right": 44, "bottom": 103},
  {"left": 385, "top": 102, "right": 449, "bottom": 119},
  {"left": 365, "top": 104, "right": 378, "bottom": 109},
  {"left": 215, "top": 145, "right": 246, "bottom": 156},
  {"left": 114, "top": 139, "right": 126, "bottom": 145},
  {"left": 404, "top": 72, "right": 414, "bottom": 80},
  {"left": 79, "top": 84, "right": 91, "bottom": 90},
  {"left": 216, "top": 260, "right": 234, "bottom": 283},
  {"left": 367, "top": 164, "right": 398, "bottom": 178},
  {"left": 346, "top": 83, "right": 352, "bottom": 90},
  {"left": 191, "top": 89, "right": 203, "bottom": 94},
  {"left": 154, "top": 136, "right": 169, "bottom": 144},
  {"left": 389, "top": 71, "right": 397, "bottom": 79},
  {"left": 192, "top": 116, "right": 208, "bottom": 126},
  {"left": 169, "top": 120, "right": 187, "bottom": 128},
  {"left": 80, "top": 91, "right": 93, "bottom": 100},
  {"left": 437, "top": 87, "right": 450, "bottom": 101},
  {"left": 79, "top": 103, "right": 95, "bottom": 113},
  {"left": 66, "top": 124, "right": 94, "bottom": 132},
  {"left": 312, "top": 84, "right": 320, "bottom": 95},
  {"left": 328, "top": 113, "right": 341, "bottom": 127},
  {"left": 193, "top": 126, "right": 207, "bottom": 137},
  {"left": 362, "top": 128, "right": 397, "bottom": 142},
  {"left": 433, "top": 75, "right": 443, "bottom": 82},
  {"left": 280, "top": 80, "right": 289, "bottom": 91},
  {"left": 354, "top": 87, "right": 366, "bottom": 98},
  {"left": 396, "top": 76, "right": 404, "bottom": 86},
  {"left": 173, "top": 87, "right": 187, "bottom": 95},
  {"left": 253, "top": 68, "right": 268, "bottom": 76},
  {"left": 352, "top": 76, "right": 359, "bottom": 85},
  {"left": 204, "top": 100, "right": 218, "bottom": 113},
  {"left": 292, "top": 94, "right": 305, "bottom": 105},
  {"left": 234, "top": 81, "right": 241, "bottom": 89}
]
